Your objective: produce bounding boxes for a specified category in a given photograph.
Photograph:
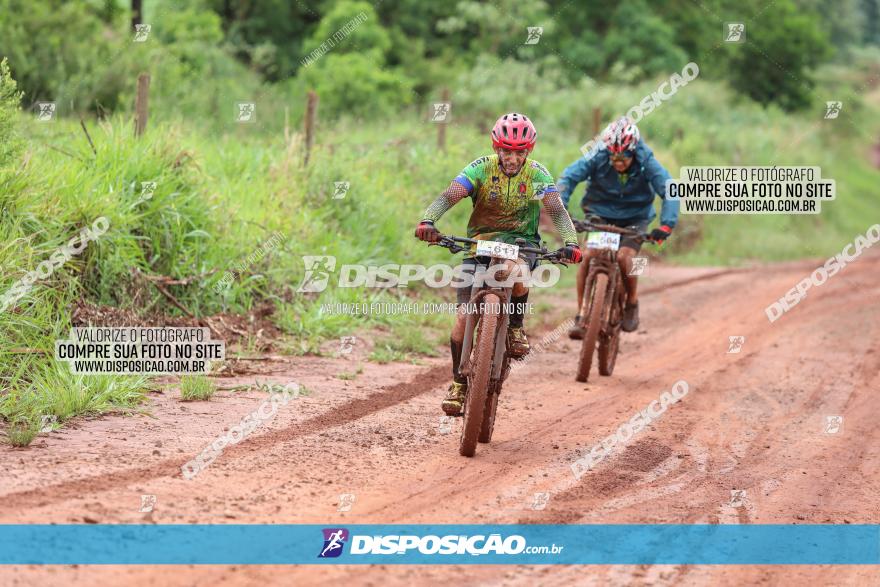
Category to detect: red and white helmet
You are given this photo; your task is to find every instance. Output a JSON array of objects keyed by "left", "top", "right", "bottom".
[
  {"left": 491, "top": 113, "right": 537, "bottom": 150},
  {"left": 601, "top": 117, "right": 640, "bottom": 154}
]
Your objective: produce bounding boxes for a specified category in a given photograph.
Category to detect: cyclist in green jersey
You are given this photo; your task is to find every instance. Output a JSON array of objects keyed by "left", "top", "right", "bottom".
[{"left": 415, "top": 113, "right": 582, "bottom": 416}]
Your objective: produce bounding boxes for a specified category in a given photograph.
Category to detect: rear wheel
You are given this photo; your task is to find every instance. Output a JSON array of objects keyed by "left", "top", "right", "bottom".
[
  {"left": 460, "top": 294, "right": 500, "bottom": 457},
  {"left": 576, "top": 273, "right": 608, "bottom": 383},
  {"left": 478, "top": 392, "right": 499, "bottom": 443}
]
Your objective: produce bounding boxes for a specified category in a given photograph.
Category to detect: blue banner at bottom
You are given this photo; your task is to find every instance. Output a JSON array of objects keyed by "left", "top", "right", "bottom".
[{"left": 0, "top": 524, "right": 877, "bottom": 564}]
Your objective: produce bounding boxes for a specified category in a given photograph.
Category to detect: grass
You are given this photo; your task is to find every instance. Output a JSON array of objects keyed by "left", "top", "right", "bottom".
[
  {"left": 254, "top": 380, "right": 310, "bottom": 397},
  {"left": 5, "top": 417, "right": 39, "bottom": 447},
  {"left": 368, "top": 319, "right": 445, "bottom": 364},
  {"left": 179, "top": 375, "right": 216, "bottom": 401},
  {"left": 337, "top": 365, "right": 364, "bottom": 380}
]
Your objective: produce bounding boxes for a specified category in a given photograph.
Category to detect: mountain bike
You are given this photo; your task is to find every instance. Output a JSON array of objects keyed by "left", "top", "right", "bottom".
[
  {"left": 571, "top": 218, "right": 655, "bottom": 382},
  {"left": 431, "top": 235, "right": 568, "bottom": 457}
]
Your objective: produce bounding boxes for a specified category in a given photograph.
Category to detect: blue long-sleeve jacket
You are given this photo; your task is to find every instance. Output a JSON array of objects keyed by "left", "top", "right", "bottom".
[{"left": 557, "top": 140, "right": 679, "bottom": 228}]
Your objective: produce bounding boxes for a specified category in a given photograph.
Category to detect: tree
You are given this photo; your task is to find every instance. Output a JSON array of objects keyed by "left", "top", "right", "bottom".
[
  {"left": 723, "top": 0, "right": 831, "bottom": 111},
  {"left": 205, "top": 0, "right": 320, "bottom": 80},
  {"left": 298, "top": 2, "right": 413, "bottom": 118},
  {"left": 601, "top": 0, "right": 689, "bottom": 80},
  {"left": 861, "top": 0, "right": 880, "bottom": 45},
  {"left": 437, "top": 0, "right": 555, "bottom": 61},
  {"left": 0, "top": 58, "right": 23, "bottom": 179},
  {"left": 302, "top": 0, "right": 391, "bottom": 62}
]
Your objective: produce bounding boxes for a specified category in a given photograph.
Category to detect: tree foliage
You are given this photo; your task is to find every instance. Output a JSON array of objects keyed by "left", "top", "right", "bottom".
[
  {"left": 723, "top": 0, "right": 832, "bottom": 111},
  {"left": 0, "top": 0, "right": 865, "bottom": 116}
]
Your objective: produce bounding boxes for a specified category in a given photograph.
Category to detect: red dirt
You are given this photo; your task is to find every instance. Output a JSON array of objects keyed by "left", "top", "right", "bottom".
[{"left": 2, "top": 251, "right": 879, "bottom": 586}]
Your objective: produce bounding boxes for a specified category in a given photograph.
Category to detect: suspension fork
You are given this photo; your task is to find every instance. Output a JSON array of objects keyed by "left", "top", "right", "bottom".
[
  {"left": 604, "top": 253, "right": 624, "bottom": 330},
  {"left": 459, "top": 257, "right": 517, "bottom": 381},
  {"left": 459, "top": 287, "right": 505, "bottom": 378},
  {"left": 582, "top": 251, "right": 613, "bottom": 316},
  {"left": 491, "top": 289, "right": 510, "bottom": 380}
]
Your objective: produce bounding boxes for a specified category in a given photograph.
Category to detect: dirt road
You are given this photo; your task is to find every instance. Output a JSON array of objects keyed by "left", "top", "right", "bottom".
[{"left": 2, "top": 251, "right": 879, "bottom": 586}]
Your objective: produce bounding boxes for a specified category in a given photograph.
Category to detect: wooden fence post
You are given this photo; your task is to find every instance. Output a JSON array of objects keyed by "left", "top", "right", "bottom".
[
  {"left": 134, "top": 73, "right": 150, "bottom": 137},
  {"left": 592, "top": 107, "right": 601, "bottom": 136},
  {"left": 304, "top": 91, "right": 318, "bottom": 166},
  {"left": 131, "top": 0, "right": 143, "bottom": 31}
]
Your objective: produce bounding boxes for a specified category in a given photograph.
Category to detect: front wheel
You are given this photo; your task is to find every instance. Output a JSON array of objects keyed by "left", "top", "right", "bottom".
[
  {"left": 479, "top": 354, "right": 509, "bottom": 443},
  {"left": 576, "top": 272, "right": 608, "bottom": 383},
  {"left": 460, "top": 294, "right": 500, "bottom": 456},
  {"left": 599, "top": 276, "right": 624, "bottom": 376}
]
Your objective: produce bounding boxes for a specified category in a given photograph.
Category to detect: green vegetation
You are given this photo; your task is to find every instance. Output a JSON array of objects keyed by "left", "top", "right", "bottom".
[
  {"left": 179, "top": 375, "right": 216, "bottom": 401},
  {"left": 5, "top": 417, "right": 39, "bottom": 447},
  {"left": 336, "top": 365, "right": 363, "bottom": 380}
]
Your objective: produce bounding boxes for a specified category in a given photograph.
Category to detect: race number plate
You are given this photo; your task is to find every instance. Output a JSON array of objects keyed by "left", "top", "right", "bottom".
[
  {"left": 475, "top": 240, "right": 519, "bottom": 260},
  {"left": 586, "top": 231, "right": 620, "bottom": 251}
]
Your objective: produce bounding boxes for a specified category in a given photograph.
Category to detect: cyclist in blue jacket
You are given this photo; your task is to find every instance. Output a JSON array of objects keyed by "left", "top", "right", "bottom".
[{"left": 557, "top": 117, "right": 679, "bottom": 337}]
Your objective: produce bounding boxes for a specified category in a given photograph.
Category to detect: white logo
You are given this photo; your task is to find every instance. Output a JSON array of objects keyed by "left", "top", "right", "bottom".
[
  {"left": 139, "top": 494, "right": 157, "bottom": 512},
  {"left": 1, "top": 217, "right": 110, "bottom": 314},
  {"left": 236, "top": 102, "right": 256, "bottom": 123},
  {"left": 36, "top": 102, "right": 56, "bottom": 121},
  {"left": 321, "top": 530, "right": 347, "bottom": 557},
  {"left": 350, "top": 534, "right": 529, "bottom": 555},
  {"left": 133, "top": 24, "right": 151, "bottom": 42},
  {"left": 629, "top": 257, "right": 649, "bottom": 276},
  {"left": 338, "top": 335, "right": 356, "bottom": 355},
  {"left": 39, "top": 414, "right": 58, "bottom": 433},
  {"left": 579, "top": 61, "right": 699, "bottom": 163},
  {"left": 297, "top": 256, "right": 336, "bottom": 293},
  {"left": 525, "top": 27, "right": 543, "bottom": 45},
  {"left": 181, "top": 383, "right": 300, "bottom": 480},
  {"left": 333, "top": 182, "right": 350, "bottom": 199},
  {"left": 727, "top": 335, "right": 745, "bottom": 353},
  {"left": 765, "top": 225, "right": 880, "bottom": 323},
  {"left": 624, "top": 62, "right": 700, "bottom": 125},
  {"left": 299, "top": 259, "right": 562, "bottom": 294},
  {"left": 571, "top": 380, "right": 690, "bottom": 479},
  {"left": 729, "top": 489, "right": 746, "bottom": 507},
  {"left": 579, "top": 138, "right": 603, "bottom": 161},
  {"left": 338, "top": 493, "right": 356, "bottom": 512},
  {"left": 824, "top": 101, "right": 842, "bottom": 119},
  {"left": 438, "top": 415, "right": 454, "bottom": 435},
  {"left": 725, "top": 23, "right": 745, "bottom": 42},
  {"left": 431, "top": 103, "right": 451, "bottom": 122},
  {"left": 139, "top": 181, "right": 157, "bottom": 201},
  {"left": 531, "top": 492, "right": 550, "bottom": 510},
  {"left": 823, "top": 415, "right": 843, "bottom": 434}
]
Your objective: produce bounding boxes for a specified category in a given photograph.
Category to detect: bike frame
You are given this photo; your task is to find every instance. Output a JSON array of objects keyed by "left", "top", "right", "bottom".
[
  {"left": 426, "top": 234, "right": 568, "bottom": 454},
  {"left": 432, "top": 236, "right": 564, "bottom": 389},
  {"left": 583, "top": 248, "right": 627, "bottom": 320},
  {"left": 577, "top": 219, "right": 649, "bottom": 310}
]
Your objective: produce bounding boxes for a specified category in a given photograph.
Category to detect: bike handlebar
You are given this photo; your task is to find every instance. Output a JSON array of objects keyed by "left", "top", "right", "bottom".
[
  {"left": 572, "top": 218, "right": 655, "bottom": 243},
  {"left": 430, "top": 235, "right": 571, "bottom": 264}
]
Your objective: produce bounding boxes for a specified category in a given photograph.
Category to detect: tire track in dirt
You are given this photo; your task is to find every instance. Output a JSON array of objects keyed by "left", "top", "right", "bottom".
[
  {"left": 530, "top": 264, "right": 878, "bottom": 528},
  {"left": 372, "top": 253, "right": 879, "bottom": 532},
  {"left": 1, "top": 267, "right": 740, "bottom": 513},
  {"left": 0, "top": 365, "right": 448, "bottom": 510},
  {"left": 3, "top": 254, "right": 879, "bottom": 587}
]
